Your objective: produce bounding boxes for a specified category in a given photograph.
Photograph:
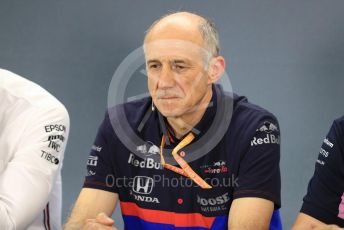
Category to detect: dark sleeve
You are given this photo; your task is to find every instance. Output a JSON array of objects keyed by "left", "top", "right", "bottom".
[
  {"left": 233, "top": 116, "right": 281, "bottom": 209},
  {"left": 300, "top": 119, "right": 344, "bottom": 225},
  {"left": 83, "top": 112, "right": 119, "bottom": 193}
]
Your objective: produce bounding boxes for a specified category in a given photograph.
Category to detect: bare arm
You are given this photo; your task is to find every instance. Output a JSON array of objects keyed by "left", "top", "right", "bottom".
[
  {"left": 64, "top": 188, "right": 118, "bottom": 230},
  {"left": 292, "top": 213, "right": 342, "bottom": 230},
  {"left": 228, "top": 197, "right": 274, "bottom": 230},
  {"left": 0, "top": 106, "right": 69, "bottom": 229}
]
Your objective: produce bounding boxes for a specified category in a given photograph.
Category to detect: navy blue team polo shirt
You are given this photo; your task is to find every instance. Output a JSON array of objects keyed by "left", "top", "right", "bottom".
[
  {"left": 301, "top": 116, "right": 344, "bottom": 226},
  {"left": 83, "top": 84, "right": 282, "bottom": 230}
]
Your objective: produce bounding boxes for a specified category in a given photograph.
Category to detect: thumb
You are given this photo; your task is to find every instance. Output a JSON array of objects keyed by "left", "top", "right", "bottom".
[
  {"left": 95, "top": 212, "right": 115, "bottom": 226},
  {"left": 327, "top": 225, "right": 343, "bottom": 230}
]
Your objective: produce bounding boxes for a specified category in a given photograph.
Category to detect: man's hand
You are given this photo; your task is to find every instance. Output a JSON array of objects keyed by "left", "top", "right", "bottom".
[
  {"left": 292, "top": 213, "right": 343, "bottom": 230},
  {"left": 82, "top": 213, "right": 118, "bottom": 230},
  {"left": 64, "top": 189, "right": 118, "bottom": 230},
  {"left": 313, "top": 225, "right": 343, "bottom": 230}
]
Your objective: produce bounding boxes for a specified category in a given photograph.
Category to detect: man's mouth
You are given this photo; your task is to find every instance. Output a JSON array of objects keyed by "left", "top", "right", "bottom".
[{"left": 159, "top": 96, "right": 179, "bottom": 99}]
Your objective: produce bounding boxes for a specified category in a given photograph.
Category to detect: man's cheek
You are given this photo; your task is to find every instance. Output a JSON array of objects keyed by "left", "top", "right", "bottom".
[{"left": 147, "top": 82, "right": 157, "bottom": 95}]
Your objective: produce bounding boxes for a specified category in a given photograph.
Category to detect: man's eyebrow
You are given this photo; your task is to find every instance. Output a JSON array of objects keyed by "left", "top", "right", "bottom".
[
  {"left": 146, "top": 59, "right": 160, "bottom": 64},
  {"left": 146, "top": 59, "right": 191, "bottom": 64},
  {"left": 171, "top": 59, "right": 190, "bottom": 64}
]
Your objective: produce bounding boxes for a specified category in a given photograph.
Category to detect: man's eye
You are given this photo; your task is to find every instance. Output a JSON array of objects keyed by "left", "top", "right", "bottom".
[
  {"left": 149, "top": 64, "right": 160, "bottom": 69},
  {"left": 173, "top": 65, "right": 187, "bottom": 71}
]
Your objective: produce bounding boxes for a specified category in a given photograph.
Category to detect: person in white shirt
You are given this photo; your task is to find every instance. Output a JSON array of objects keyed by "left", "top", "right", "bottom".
[{"left": 0, "top": 69, "right": 70, "bottom": 230}]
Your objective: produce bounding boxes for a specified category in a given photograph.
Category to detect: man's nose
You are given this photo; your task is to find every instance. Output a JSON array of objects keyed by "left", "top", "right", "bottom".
[{"left": 158, "top": 65, "right": 175, "bottom": 88}]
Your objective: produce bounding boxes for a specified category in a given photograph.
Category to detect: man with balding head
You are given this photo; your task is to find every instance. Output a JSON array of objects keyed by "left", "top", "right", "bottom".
[{"left": 65, "top": 12, "right": 282, "bottom": 230}]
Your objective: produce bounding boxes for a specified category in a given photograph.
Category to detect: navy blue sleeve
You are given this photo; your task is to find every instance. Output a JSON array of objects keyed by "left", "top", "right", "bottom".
[
  {"left": 301, "top": 118, "right": 344, "bottom": 226},
  {"left": 83, "top": 112, "right": 119, "bottom": 193},
  {"left": 233, "top": 116, "right": 281, "bottom": 208}
]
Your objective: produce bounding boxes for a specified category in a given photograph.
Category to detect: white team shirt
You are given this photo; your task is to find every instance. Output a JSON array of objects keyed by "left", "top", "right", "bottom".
[{"left": 0, "top": 69, "right": 70, "bottom": 230}]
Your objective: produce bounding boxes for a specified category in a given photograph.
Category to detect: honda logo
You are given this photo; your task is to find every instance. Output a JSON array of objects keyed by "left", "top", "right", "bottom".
[{"left": 132, "top": 176, "right": 154, "bottom": 194}]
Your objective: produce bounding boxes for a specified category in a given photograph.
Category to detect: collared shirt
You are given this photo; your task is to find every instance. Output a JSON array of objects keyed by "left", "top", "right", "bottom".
[
  {"left": 84, "top": 84, "right": 282, "bottom": 230},
  {"left": 301, "top": 116, "right": 344, "bottom": 226},
  {"left": 0, "top": 69, "right": 69, "bottom": 230}
]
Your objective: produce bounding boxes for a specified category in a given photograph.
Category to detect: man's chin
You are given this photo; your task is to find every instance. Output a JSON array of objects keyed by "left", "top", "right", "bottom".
[
  {"left": 156, "top": 106, "right": 185, "bottom": 118},
  {"left": 159, "top": 110, "right": 184, "bottom": 118}
]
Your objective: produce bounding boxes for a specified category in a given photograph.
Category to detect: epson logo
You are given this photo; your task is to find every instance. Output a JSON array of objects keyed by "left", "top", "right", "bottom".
[
  {"left": 128, "top": 153, "right": 162, "bottom": 170},
  {"left": 251, "top": 134, "right": 280, "bottom": 146},
  {"left": 44, "top": 124, "right": 66, "bottom": 133},
  {"left": 197, "top": 193, "right": 230, "bottom": 206}
]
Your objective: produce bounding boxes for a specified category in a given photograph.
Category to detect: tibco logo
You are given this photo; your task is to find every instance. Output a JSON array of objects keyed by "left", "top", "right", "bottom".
[{"left": 41, "top": 150, "right": 59, "bottom": 165}]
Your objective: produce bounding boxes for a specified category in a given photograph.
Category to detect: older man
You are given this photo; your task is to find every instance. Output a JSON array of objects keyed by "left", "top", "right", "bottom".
[
  {"left": 292, "top": 116, "right": 344, "bottom": 230},
  {"left": 0, "top": 69, "right": 69, "bottom": 229},
  {"left": 65, "top": 12, "right": 281, "bottom": 230}
]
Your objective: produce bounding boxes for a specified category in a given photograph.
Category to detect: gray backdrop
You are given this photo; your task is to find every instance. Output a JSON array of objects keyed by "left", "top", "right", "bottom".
[{"left": 1, "top": 0, "right": 344, "bottom": 229}]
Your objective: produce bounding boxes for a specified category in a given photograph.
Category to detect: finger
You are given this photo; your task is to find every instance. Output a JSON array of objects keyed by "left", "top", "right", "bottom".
[
  {"left": 95, "top": 212, "right": 115, "bottom": 226},
  {"left": 322, "top": 225, "right": 343, "bottom": 230},
  {"left": 313, "top": 225, "right": 341, "bottom": 230},
  {"left": 83, "top": 222, "right": 118, "bottom": 230},
  {"left": 83, "top": 221, "right": 100, "bottom": 230},
  {"left": 85, "top": 219, "right": 96, "bottom": 223}
]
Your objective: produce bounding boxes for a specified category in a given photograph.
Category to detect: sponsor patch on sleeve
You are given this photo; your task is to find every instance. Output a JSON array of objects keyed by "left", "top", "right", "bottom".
[
  {"left": 250, "top": 121, "right": 280, "bottom": 147},
  {"left": 316, "top": 137, "right": 335, "bottom": 166}
]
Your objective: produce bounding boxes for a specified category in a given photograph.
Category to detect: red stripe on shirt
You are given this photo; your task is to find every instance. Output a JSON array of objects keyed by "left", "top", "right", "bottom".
[{"left": 120, "top": 201, "right": 215, "bottom": 228}]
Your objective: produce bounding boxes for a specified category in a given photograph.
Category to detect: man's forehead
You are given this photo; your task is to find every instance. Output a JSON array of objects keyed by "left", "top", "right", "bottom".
[
  {"left": 144, "top": 39, "right": 209, "bottom": 60},
  {"left": 145, "top": 13, "right": 204, "bottom": 41}
]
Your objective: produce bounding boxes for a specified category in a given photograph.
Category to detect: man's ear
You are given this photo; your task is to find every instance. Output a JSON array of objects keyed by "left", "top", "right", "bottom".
[{"left": 207, "top": 56, "right": 226, "bottom": 84}]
